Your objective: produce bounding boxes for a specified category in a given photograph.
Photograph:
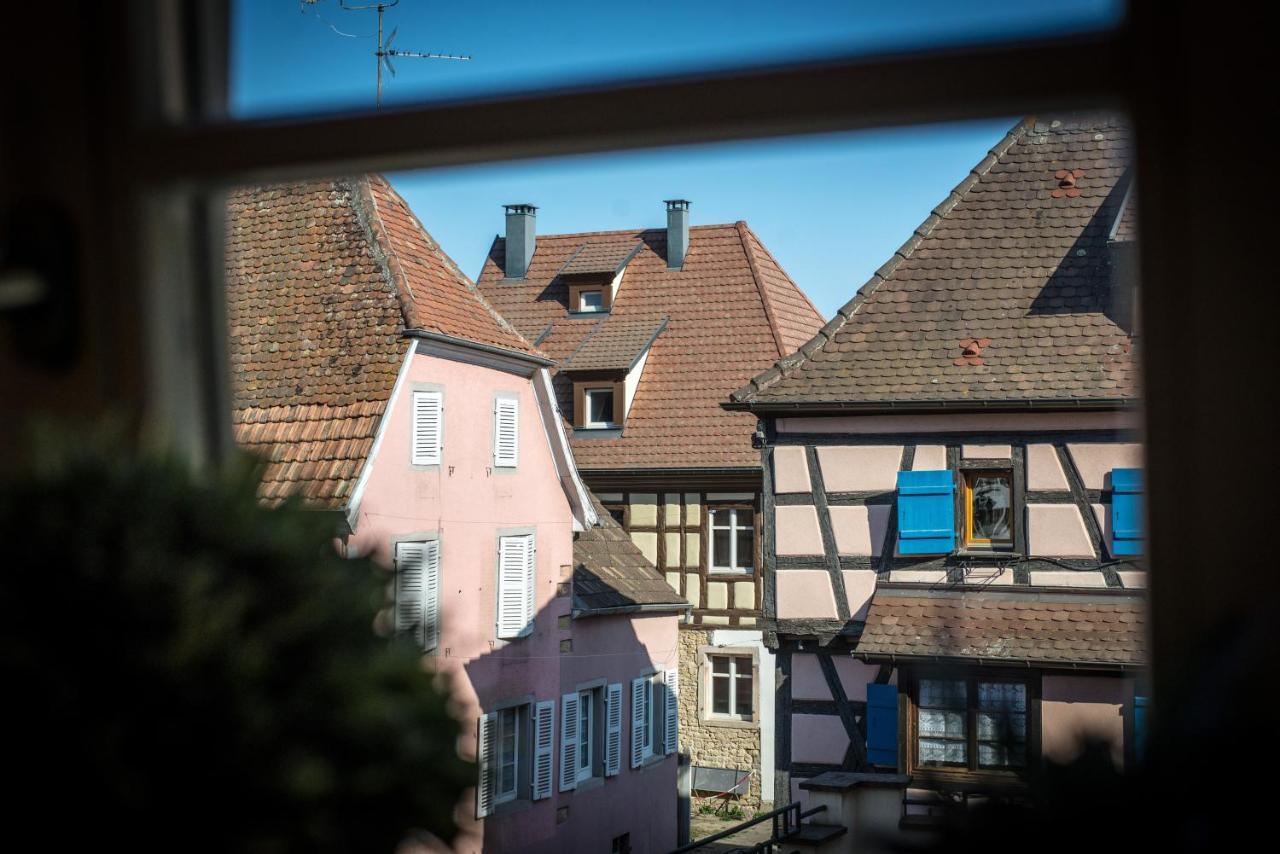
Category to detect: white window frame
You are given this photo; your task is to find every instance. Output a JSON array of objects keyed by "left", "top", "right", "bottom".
[
  {"left": 709, "top": 507, "right": 754, "bottom": 574},
  {"left": 576, "top": 689, "right": 594, "bottom": 783},
  {"left": 583, "top": 386, "right": 615, "bottom": 428},
  {"left": 495, "top": 706, "right": 521, "bottom": 805},
  {"left": 707, "top": 654, "right": 754, "bottom": 721},
  {"left": 578, "top": 289, "right": 604, "bottom": 312}
]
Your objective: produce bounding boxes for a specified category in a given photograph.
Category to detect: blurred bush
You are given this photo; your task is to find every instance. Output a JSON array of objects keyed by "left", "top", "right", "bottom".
[{"left": 1, "top": 432, "right": 471, "bottom": 852}]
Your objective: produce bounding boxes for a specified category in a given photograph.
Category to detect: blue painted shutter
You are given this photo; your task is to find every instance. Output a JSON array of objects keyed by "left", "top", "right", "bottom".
[
  {"left": 896, "top": 470, "right": 955, "bottom": 555},
  {"left": 1134, "top": 695, "right": 1148, "bottom": 762},
  {"left": 866, "top": 683, "right": 898, "bottom": 768},
  {"left": 1111, "top": 468, "right": 1144, "bottom": 556}
]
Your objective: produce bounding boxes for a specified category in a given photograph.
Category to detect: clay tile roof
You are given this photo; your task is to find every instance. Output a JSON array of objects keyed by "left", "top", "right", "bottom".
[
  {"left": 562, "top": 315, "right": 668, "bottom": 372},
  {"left": 573, "top": 494, "right": 689, "bottom": 617},
  {"left": 559, "top": 240, "right": 642, "bottom": 277},
  {"left": 857, "top": 590, "right": 1146, "bottom": 667},
  {"left": 226, "top": 176, "right": 540, "bottom": 508},
  {"left": 731, "top": 114, "right": 1137, "bottom": 409},
  {"left": 478, "top": 220, "right": 824, "bottom": 470}
]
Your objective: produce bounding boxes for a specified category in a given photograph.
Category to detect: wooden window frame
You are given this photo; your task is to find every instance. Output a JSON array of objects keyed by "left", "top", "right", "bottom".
[
  {"left": 904, "top": 667, "right": 1041, "bottom": 789},
  {"left": 961, "top": 468, "right": 1015, "bottom": 551}
]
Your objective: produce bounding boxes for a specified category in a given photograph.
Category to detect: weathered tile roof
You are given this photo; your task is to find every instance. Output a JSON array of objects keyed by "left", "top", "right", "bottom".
[
  {"left": 561, "top": 315, "right": 668, "bottom": 372},
  {"left": 478, "top": 220, "right": 824, "bottom": 469},
  {"left": 857, "top": 590, "right": 1145, "bottom": 667},
  {"left": 559, "top": 239, "right": 642, "bottom": 277},
  {"left": 731, "top": 115, "right": 1137, "bottom": 409},
  {"left": 226, "top": 176, "right": 540, "bottom": 508},
  {"left": 573, "top": 495, "right": 689, "bottom": 617}
]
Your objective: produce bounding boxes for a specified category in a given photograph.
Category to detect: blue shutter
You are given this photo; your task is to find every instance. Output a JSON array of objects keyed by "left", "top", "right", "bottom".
[
  {"left": 896, "top": 470, "right": 955, "bottom": 555},
  {"left": 866, "top": 683, "right": 899, "bottom": 768},
  {"left": 1134, "top": 695, "right": 1148, "bottom": 763},
  {"left": 1111, "top": 468, "right": 1144, "bottom": 556}
]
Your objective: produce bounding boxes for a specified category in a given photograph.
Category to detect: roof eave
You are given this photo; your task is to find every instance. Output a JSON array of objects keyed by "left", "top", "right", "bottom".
[
  {"left": 723, "top": 396, "right": 1138, "bottom": 415},
  {"left": 404, "top": 328, "right": 555, "bottom": 367},
  {"left": 571, "top": 601, "right": 691, "bottom": 619},
  {"left": 852, "top": 650, "right": 1143, "bottom": 672}
]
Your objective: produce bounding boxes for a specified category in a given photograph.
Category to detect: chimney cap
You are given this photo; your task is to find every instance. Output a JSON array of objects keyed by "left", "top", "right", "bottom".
[
  {"left": 504, "top": 203, "right": 538, "bottom": 214},
  {"left": 664, "top": 199, "right": 690, "bottom": 211}
]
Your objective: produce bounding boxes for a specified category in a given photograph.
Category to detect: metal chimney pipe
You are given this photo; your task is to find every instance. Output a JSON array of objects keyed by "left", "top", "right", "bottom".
[
  {"left": 665, "top": 199, "right": 689, "bottom": 270},
  {"left": 503, "top": 204, "right": 537, "bottom": 279}
]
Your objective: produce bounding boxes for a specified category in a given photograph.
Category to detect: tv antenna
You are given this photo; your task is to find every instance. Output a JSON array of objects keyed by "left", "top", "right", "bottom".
[{"left": 331, "top": 1, "right": 471, "bottom": 107}]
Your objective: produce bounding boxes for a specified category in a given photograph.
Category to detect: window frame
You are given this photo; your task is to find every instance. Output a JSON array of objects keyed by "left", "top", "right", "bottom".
[
  {"left": 495, "top": 705, "right": 522, "bottom": 805},
  {"left": 577, "top": 289, "right": 604, "bottom": 312},
  {"left": 583, "top": 385, "right": 617, "bottom": 428},
  {"left": 961, "top": 468, "right": 1015, "bottom": 551},
  {"left": 707, "top": 504, "right": 755, "bottom": 574},
  {"left": 906, "top": 668, "right": 1041, "bottom": 786},
  {"left": 708, "top": 653, "right": 754, "bottom": 721},
  {"left": 576, "top": 688, "right": 595, "bottom": 783}
]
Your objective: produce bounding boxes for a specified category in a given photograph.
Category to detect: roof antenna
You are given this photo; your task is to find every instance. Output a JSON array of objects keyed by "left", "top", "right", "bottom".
[{"left": 323, "top": 1, "right": 472, "bottom": 108}]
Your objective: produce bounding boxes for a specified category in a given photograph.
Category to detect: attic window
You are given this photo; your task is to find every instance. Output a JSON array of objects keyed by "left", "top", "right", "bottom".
[
  {"left": 1052, "top": 169, "right": 1084, "bottom": 198},
  {"left": 578, "top": 289, "right": 604, "bottom": 312},
  {"left": 584, "top": 387, "right": 615, "bottom": 428}
]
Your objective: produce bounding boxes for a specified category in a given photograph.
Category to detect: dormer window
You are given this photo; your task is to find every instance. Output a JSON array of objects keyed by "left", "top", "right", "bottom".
[
  {"left": 578, "top": 289, "right": 604, "bottom": 312},
  {"left": 584, "top": 386, "right": 616, "bottom": 428}
]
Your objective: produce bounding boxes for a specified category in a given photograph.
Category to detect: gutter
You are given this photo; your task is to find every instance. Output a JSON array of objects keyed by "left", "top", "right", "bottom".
[
  {"left": 722, "top": 397, "right": 1137, "bottom": 415},
  {"left": 573, "top": 601, "right": 691, "bottom": 619},
  {"left": 404, "top": 328, "right": 555, "bottom": 367},
  {"left": 853, "top": 651, "right": 1142, "bottom": 673}
]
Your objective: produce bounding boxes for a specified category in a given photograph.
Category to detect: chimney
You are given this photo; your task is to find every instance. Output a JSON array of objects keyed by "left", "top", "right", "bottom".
[
  {"left": 665, "top": 199, "right": 689, "bottom": 270},
  {"left": 503, "top": 204, "right": 537, "bottom": 279}
]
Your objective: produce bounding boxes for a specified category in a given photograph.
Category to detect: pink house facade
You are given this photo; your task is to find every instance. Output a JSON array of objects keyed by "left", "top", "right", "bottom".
[{"left": 227, "top": 176, "right": 687, "bottom": 853}]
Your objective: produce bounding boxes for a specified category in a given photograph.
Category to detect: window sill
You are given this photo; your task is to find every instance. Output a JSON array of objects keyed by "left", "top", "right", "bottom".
[
  {"left": 908, "top": 767, "right": 1029, "bottom": 794},
  {"left": 707, "top": 568, "right": 753, "bottom": 576},
  {"left": 702, "top": 715, "right": 758, "bottom": 730},
  {"left": 489, "top": 796, "right": 533, "bottom": 817},
  {"left": 568, "top": 309, "right": 609, "bottom": 318},
  {"left": 637, "top": 752, "right": 670, "bottom": 771},
  {"left": 575, "top": 775, "right": 604, "bottom": 794}
]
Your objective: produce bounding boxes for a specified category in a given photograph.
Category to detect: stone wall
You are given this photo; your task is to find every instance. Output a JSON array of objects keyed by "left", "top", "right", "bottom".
[{"left": 678, "top": 627, "right": 765, "bottom": 810}]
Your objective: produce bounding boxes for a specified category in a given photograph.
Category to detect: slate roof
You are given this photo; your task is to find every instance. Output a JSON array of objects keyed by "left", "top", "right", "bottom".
[
  {"left": 561, "top": 315, "right": 668, "bottom": 372},
  {"left": 226, "top": 176, "right": 540, "bottom": 508},
  {"left": 730, "top": 115, "right": 1137, "bottom": 409},
  {"left": 478, "top": 220, "right": 825, "bottom": 470},
  {"left": 573, "top": 495, "right": 689, "bottom": 617},
  {"left": 857, "top": 589, "right": 1145, "bottom": 667}
]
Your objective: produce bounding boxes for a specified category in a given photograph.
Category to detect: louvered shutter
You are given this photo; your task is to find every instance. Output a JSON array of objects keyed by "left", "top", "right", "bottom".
[
  {"left": 394, "top": 542, "right": 426, "bottom": 645},
  {"left": 605, "top": 683, "right": 623, "bottom": 776},
  {"left": 476, "top": 713, "right": 496, "bottom": 818},
  {"left": 663, "top": 668, "right": 679, "bottom": 755},
  {"left": 533, "top": 700, "right": 555, "bottom": 800},
  {"left": 559, "top": 692, "right": 579, "bottom": 792},
  {"left": 896, "top": 470, "right": 956, "bottom": 555},
  {"left": 866, "top": 683, "right": 899, "bottom": 768},
  {"left": 630, "top": 676, "right": 647, "bottom": 768},
  {"left": 1111, "top": 468, "right": 1144, "bottom": 556},
  {"left": 494, "top": 397, "right": 519, "bottom": 468},
  {"left": 421, "top": 540, "right": 441, "bottom": 650},
  {"left": 497, "top": 535, "right": 533, "bottom": 639},
  {"left": 524, "top": 535, "right": 537, "bottom": 634},
  {"left": 411, "top": 390, "right": 443, "bottom": 465}
]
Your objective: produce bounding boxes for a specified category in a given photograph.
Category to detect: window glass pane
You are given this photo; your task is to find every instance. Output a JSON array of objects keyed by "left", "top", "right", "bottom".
[
  {"left": 710, "top": 509, "right": 728, "bottom": 529},
  {"left": 970, "top": 474, "right": 1011, "bottom": 541},
  {"left": 918, "top": 709, "right": 965, "bottom": 738},
  {"left": 978, "top": 681, "right": 1026, "bottom": 713},
  {"left": 499, "top": 707, "right": 518, "bottom": 795},
  {"left": 919, "top": 738, "right": 967, "bottom": 765},
  {"left": 712, "top": 529, "right": 731, "bottom": 567},
  {"left": 735, "top": 525, "right": 754, "bottom": 569},
  {"left": 579, "top": 290, "right": 603, "bottom": 311},
  {"left": 578, "top": 694, "right": 591, "bottom": 769},
  {"left": 919, "top": 679, "right": 966, "bottom": 707},
  {"left": 735, "top": 666, "right": 753, "bottom": 717},
  {"left": 711, "top": 656, "right": 731, "bottom": 674},
  {"left": 587, "top": 390, "right": 613, "bottom": 424},
  {"left": 712, "top": 674, "right": 730, "bottom": 714}
]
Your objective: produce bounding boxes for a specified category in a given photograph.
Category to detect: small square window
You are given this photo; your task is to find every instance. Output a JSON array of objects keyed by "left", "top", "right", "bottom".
[
  {"left": 578, "top": 289, "right": 604, "bottom": 312},
  {"left": 584, "top": 387, "right": 615, "bottom": 427},
  {"left": 963, "top": 470, "right": 1013, "bottom": 549}
]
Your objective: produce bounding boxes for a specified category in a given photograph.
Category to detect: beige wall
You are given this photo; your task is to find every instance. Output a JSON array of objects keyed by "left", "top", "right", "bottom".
[{"left": 1041, "top": 674, "right": 1135, "bottom": 769}]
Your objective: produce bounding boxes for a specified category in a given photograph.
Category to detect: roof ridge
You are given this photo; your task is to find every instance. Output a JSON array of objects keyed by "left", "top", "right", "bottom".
[
  {"left": 362, "top": 175, "right": 544, "bottom": 357},
  {"left": 736, "top": 220, "right": 825, "bottom": 344},
  {"left": 735, "top": 220, "right": 788, "bottom": 358},
  {"left": 495, "top": 222, "right": 743, "bottom": 244},
  {"left": 729, "top": 116, "right": 1032, "bottom": 403}
]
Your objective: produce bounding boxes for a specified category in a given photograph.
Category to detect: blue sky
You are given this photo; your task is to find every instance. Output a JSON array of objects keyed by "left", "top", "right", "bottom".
[{"left": 231, "top": 0, "right": 1122, "bottom": 317}]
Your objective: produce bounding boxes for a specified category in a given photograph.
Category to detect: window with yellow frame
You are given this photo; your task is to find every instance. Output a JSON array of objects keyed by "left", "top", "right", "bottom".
[{"left": 963, "top": 470, "right": 1014, "bottom": 549}]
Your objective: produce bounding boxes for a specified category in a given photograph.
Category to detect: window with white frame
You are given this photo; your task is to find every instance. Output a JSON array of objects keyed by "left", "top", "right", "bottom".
[
  {"left": 578, "top": 289, "right": 604, "bottom": 312},
  {"left": 478, "top": 703, "right": 533, "bottom": 817},
  {"left": 583, "top": 386, "right": 615, "bottom": 427},
  {"left": 709, "top": 506, "right": 754, "bottom": 573},
  {"left": 708, "top": 654, "right": 753, "bottom": 721},
  {"left": 631, "top": 670, "right": 677, "bottom": 767},
  {"left": 495, "top": 706, "right": 521, "bottom": 804}
]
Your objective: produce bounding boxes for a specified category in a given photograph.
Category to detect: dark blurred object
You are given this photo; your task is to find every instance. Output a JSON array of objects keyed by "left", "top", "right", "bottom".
[
  {"left": 1, "top": 427, "right": 471, "bottom": 851},
  {"left": 0, "top": 202, "right": 79, "bottom": 373}
]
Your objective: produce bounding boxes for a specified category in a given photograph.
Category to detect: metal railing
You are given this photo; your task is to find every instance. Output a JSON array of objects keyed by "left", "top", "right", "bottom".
[{"left": 671, "top": 802, "right": 828, "bottom": 854}]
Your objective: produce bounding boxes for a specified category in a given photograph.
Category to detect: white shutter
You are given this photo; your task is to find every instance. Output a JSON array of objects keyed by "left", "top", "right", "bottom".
[
  {"left": 559, "top": 692, "right": 579, "bottom": 792},
  {"left": 630, "top": 676, "right": 647, "bottom": 768},
  {"left": 493, "top": 397, "right": 519, "bottom": 468},
  {"left": 533, "top": 700, "right": 555, "bottom": 801},
  {"left": 421, "top": 540, "right": 441, "bottom": 651},
  {"left": 394, "top": 542, "right": 426, "bottom": 644},
  {"left": 476, "top": 713, "right": 496, "bottom": 818},
  {"left": 605, "top": 683, "right": 623, "bottom": 776},
  {"left": 497, "top": 535, "right": 533, "bottom": 639},
  {"left": 524, "top": 534, "right": 537, "bottom": 633},
  {"left": 411, "top": 390, "right": 443, "bottom": 465},
  {"left": 664, "top": 668, "right": 679, "bottom": 755}
]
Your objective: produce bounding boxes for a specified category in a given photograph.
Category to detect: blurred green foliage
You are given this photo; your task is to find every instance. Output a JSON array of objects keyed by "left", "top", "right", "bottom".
[{"left": 1, "top": 433, "right": 471, "bottom": 851}]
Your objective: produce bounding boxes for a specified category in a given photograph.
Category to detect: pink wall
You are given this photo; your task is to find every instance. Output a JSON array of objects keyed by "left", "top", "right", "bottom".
[
  {"left": 349, "top": 349, "right": 674, "bottom": 853},
  {"left": 1042, "top": 675, "right": 1135, "bottom": 770}
]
